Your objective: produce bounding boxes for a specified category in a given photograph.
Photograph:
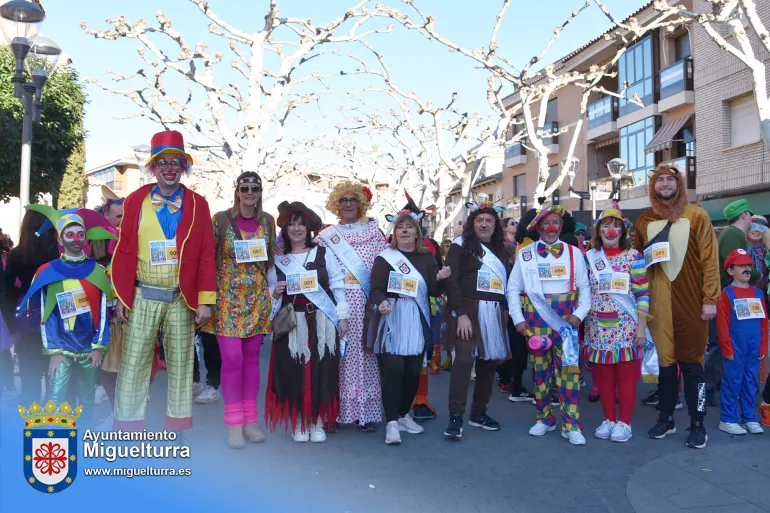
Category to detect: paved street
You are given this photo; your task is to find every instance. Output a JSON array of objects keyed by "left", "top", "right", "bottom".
[{"left": 92, "top": 340, "right": 770, "bottom": 513}]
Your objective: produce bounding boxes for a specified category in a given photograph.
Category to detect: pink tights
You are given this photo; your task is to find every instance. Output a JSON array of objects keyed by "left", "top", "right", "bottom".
[{"left": 218, "top": 335, "right": 263, "bottom": 427}]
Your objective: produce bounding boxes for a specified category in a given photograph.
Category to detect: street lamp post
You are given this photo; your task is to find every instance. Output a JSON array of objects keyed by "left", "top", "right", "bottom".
[
  {"left": 0, "top": 1, "right": 57, "bottom": 220},
  {"left": 606, "top": 158, "right": 627, "bottom": 201},
  {"left": 565, "top": 156, "right": 590, "bottom": 212},
  {"left": 590, "top": 183, "right": 598, "bottom": 222}
]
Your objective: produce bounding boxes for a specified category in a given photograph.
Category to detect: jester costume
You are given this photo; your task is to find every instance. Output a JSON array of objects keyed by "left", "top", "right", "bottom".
[
  {"left": 17, "top": 206, "right": 115, "bottom": 423},
  {"left": 112, "top": 130, "right": 216, "bottom": 431}
]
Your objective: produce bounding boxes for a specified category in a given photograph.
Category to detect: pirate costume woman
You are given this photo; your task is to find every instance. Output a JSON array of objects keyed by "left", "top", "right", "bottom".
[{"left": 265, "top": 201, "right": 349, "bottom": 442}]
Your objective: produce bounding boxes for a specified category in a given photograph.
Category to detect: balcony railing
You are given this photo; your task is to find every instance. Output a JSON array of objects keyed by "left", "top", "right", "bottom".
[
  {"left": 659, "top": 57, "right": 694, "bottom": 101},
  {"left": 506, "top": 141, "right": 525, "bottom": 159},
  {"left": 588, "top": 96, "right": 619, "bottom": 130},
  {"left": 664, "top": 155, "right": 696, "bottom": 190}
]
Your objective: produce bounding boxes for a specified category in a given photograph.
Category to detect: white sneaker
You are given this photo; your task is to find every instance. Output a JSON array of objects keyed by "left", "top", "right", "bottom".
[
  {"left": 385, "top": 420, "right": 401, "bottom": 445},
  {"left": 310, "top": 420, "right": 327, "bottom": 443},
  {"left": 528, "top": 421, "right": 556, "bottom": 436},
  {"left": 718, "top": 421, "right": 747, "bottom": 435},
  {"left": 470, "top": 366, "right": 476, "bottom": 380},
  {"left": 194, "top": 385, "right": 221, "bottom": 404},
  {"left": 610, "top": 421, "right": 633, "bottom": 443},
  {"left": 397, "top": 415, "right": 424, "bottom": 434},
  {"left": 562, "top": 430, "right": 587, "bottom": 445},
  {"left": 292, "top": 424, "right": 309, "bottom": 442},
  {"left": 192, "top": 381, "right": 205, "bottom": 397},
  {"left": 742, "top": 421, "right": 764, "bottom": 435},
  {"left": 94, "top": 385, "right": 108, "bottom": 405},
  {"left": 594, "top": 419, "right": 616, "bottom": 440}
]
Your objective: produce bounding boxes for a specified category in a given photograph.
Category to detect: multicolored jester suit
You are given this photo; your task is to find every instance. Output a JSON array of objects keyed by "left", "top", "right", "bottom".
[{"left": 17, "top": 205, "right": 116, "bottom": 423}]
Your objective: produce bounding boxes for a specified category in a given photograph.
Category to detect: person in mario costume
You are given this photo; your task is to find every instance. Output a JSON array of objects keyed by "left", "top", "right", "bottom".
[{"left": 111, "top": 130, "right": 216, "bottom": 432}]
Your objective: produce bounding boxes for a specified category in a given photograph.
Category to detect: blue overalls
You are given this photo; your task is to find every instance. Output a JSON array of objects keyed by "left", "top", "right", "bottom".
[{"left": 719, "top": 286, "right": 763, "bottom": 424}]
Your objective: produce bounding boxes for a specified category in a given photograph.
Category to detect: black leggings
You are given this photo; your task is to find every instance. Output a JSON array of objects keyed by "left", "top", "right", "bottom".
[{"left": 381, "top": 353, "right": 424, "bottom": 422}]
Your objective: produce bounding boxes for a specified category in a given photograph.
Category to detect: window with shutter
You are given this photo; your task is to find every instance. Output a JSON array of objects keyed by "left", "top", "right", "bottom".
[{"left": 729, "top": 95, "right": 760, "bottom": 148}]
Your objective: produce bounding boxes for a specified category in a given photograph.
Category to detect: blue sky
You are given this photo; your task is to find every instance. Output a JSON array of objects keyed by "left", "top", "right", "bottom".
[{"left": 36, "top": 0, "right": 641, "bottom": 169}]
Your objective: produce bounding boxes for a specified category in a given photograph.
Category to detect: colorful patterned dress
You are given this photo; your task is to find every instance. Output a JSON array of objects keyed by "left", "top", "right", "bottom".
[
  {"left": 203, "top": 216, "right": 273, "bottom": 337},
  {"left": 585, "top": 248, "right": 650, "bottom": 364},
  {"left": 315, "top": 220, "right": 386, "bottom": 424}
]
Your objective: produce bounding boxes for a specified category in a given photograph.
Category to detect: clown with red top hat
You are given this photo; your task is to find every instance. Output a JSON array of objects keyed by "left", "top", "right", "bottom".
[
  {"left": 507, "top": 204, "right": 592, "bottom": 446},
  {"left": 111, "top": 130, "right": 216, "bottom": 432}
]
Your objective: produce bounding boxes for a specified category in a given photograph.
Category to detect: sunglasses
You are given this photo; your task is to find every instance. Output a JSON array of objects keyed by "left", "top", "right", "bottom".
[
  {"left": 752, "top": 223, "right": 767, "bottom": 232},
  {"left": 239, "top": 185, "right": 262, "bottom": 193}
]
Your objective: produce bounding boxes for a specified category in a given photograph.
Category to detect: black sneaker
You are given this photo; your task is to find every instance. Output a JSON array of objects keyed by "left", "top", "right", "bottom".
[
  {"left": 444, "top": 414, "right": 463, "bottom": 440},
  {"left": 685, "top": 423, "right": 708, "bottom": 449},
  {"left": 359, "top": 422, "right": 377, "bottom": 433},
  {"left": 468, "top": 412, "right": 501, "bottom": 431},
  {"left": 647, "top": 418, "right": 676, "bottom": 439},
  {"left": 705, "top": 389, "right": 716, "bottom": 407},
  {"left": 412, "top": 404, "right": 436, "bottom": 422},
  {"left": 508, "top": 389, "right": 536, "bottom": 403},
  {"left": 642, "top": 390, "right": 660, "bottom": 406},
  {"left": 551, "top": 394, "right": 561, "bottom": 406}
]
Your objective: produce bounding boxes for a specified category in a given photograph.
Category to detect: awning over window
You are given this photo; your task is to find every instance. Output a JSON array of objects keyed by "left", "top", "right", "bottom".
[{"left": 645, "top": 113, "right": 693, "bottom": 154}]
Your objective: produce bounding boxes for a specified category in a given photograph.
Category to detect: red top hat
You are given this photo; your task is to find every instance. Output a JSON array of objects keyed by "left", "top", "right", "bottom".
[{"left": 147, "top": 130, "right": 194, "bottom": 166}]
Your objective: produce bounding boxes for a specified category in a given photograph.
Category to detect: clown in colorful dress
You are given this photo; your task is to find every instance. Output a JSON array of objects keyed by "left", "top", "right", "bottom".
[
  {"left": 314, "top": 182, "right": 386, "bottom": 431},
  {"left": 507, "top": 205, "right": 592, "bottom": 446},
  {"left": 111, "top": 130, "right": 216, "bottom": 431},
  {"left": 17, "top": 205, "right": 116, "bottom": 423}
]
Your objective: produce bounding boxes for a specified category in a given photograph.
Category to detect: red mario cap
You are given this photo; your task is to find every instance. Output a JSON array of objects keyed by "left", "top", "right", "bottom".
[{"left": 724, "top": 248, "right": 754, "bottom": 270}]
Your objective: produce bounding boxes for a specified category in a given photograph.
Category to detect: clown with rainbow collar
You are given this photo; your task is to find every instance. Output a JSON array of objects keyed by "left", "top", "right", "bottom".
[{"left": 17, "top": 205, "right": 116, "bottom": 423}]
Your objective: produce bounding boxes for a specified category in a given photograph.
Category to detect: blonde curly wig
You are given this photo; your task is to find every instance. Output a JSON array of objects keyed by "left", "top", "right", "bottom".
[{"left": 326, "top": 181, "right": 371, "bottom": 221}]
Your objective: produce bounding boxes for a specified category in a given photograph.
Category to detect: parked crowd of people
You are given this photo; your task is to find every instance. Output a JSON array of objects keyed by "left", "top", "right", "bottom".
[{"left": 2, "top": 129, "right": 769, "bottom": 451}]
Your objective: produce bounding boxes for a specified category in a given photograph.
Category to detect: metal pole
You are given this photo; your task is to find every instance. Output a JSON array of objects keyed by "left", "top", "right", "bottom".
[
  {"left": 591, "top": 188, "right": 597, "bottom": 222},
  {"left": 19, "top": 82, "right": 35, "bottom": 220}
]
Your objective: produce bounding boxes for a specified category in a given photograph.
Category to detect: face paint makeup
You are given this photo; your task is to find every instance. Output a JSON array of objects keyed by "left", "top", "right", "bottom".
[
  {"left": 607, "top": 228, "right": 618, "bottom": 237},
  {"left": 61, "top": 226, "right": 86, "bottom": 254},
  {"left": 546, "top": 225, "right": 558, "bottom": 233}
]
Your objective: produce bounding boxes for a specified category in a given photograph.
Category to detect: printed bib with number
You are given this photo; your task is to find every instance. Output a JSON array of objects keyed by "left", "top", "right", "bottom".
[
  {"left": 537, "top": 262, "right": 569, "bottom": 281},
  {"left": 149, "top": 240, "right": 178, "bottom": 266},
  {"left": 644, "top": 242, "right": 671, "bottom": 268},
  {"left": 735, "top": 298, "right": 766, "bottom": 320},
  {"left": 286, "top": 270, "right": 319, "bottom": 295},
  {"left": 56, "top": 288, "right": 90, "bottom": 319},
  {"left": 234, "top": 239, "right": 268, "bottom": 264},
  {"left": 476, "top": 271, "right": 504, "bottom": 294},
  {"left": 597, "top": 272, "right": 630, "bottom": 295},
  {"left": 387, "top": 271, "right": 418, "bottom": 298},
  {"left": 341, "top": 267, "right": 361, "bottom": 289}
]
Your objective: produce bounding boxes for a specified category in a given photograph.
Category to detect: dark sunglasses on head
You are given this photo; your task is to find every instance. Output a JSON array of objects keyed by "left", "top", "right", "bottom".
[{"left": 239, "top": 185, "right": 262, "bottom": 193}]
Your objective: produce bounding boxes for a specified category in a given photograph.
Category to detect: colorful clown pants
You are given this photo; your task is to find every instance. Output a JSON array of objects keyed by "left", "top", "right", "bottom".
[
  {"left": 114, "top": 287, "right": 195, "bottom": 431},
  {"left": 522, "top": 293, "right": 582, "bottom": 433}
]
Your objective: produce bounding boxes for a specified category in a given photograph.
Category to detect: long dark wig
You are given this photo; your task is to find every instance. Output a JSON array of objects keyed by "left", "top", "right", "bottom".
[{"left": 461, "top": 207, "right": 505, "bottom": 258}]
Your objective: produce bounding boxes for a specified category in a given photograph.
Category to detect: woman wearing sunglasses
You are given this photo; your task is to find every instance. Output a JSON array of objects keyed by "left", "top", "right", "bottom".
[{"left": 203, "top": 171, "right": 277, "bottom": 449}]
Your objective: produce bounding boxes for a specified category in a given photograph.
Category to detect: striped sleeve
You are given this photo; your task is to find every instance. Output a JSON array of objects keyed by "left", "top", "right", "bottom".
[{"left": 630, "top": 251, "right": 650, "bottom": 318}]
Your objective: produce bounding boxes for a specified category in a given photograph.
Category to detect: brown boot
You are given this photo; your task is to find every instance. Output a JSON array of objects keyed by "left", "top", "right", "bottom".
[
  {"left": 243, "top": 423, "right": 266, "bottom": 443},
  {"left": 228, "top": 427, "right": 245, "bottom": 449}
]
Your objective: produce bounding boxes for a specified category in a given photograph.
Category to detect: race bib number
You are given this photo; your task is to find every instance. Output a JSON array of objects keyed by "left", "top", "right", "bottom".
[
  {"left": 537, "top": 263, "right": 569, "bottom": 280},
  {"left": 149, "top": 240, "right": 178, "bottom": 266},
  {"left": 476, "top": 271, "right": 504, "bottom": 295},
  {"left": 234, "top": 239, "right": 268, "bottom": 263},
  {"left": 341, "top": 267, "right": 361, "bottom": 289},
  {"left": 387, "top": 271, "right": 418, "bottom": 298},
  {"left": 56, "top": 288, "right": 90, "bottom": 320},
  {"left": 286, "top": 270, "right": 319, "bottom": 295},
  {"left": 644, "top": 242, "right": 671, "bottom": 268},
  {"left": 735, "top": 298, "right": 765, "bottom": 320},
  {"left": 597, "top": 272, "right": 630, "bottom": 295}
]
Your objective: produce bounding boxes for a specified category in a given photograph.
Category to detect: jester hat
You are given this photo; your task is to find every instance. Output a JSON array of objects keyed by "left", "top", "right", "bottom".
[
  {"left": 526, "top": 205, "right": 566, "bottom": 232},
  {"left": 29, "top": 204, "right": 116, "bottom": 241}
]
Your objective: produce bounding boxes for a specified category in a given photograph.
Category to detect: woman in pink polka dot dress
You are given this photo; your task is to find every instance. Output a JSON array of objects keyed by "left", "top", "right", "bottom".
[{"left": 315, "top": 182, "right": 386, "bottom": 430}]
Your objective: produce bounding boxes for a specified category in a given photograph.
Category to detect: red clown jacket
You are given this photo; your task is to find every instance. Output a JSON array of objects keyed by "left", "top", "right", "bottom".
[{"left": 111, "top": 183, "right": 217, "bottom": 311}]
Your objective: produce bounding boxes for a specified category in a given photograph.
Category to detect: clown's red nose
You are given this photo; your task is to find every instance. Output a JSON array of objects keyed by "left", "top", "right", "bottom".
[
  {"left": 546, "top": 225, "right": 558, "bottom": 233},
  {"left": 607, "top": 228, "right": 618, "bottom": 237}
]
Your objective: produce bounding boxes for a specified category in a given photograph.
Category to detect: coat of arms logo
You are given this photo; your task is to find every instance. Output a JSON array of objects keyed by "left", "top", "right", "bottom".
[{"left": 19, "top": 401, "right": 80, "bottom": 494}]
